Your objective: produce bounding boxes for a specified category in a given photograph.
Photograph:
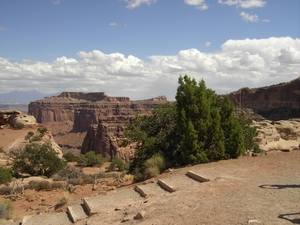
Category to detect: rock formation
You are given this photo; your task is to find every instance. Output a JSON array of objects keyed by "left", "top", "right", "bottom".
[
  {"left": 0, "top": 110, "right": 37, "bottom": 128},
  {"left": 254, "top": 119, "right": 300, "bottom": 151},
  {"left": 28, "top": 92, "right": 168, "bottom": 158},
  {"left": 229, "top": 77, "right": 300, "bottom": 120}
]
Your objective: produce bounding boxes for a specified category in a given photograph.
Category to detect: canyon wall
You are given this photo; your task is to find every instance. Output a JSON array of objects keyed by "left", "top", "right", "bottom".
[
  {"left": 229, "top": 77, "right": 300, "bottom": 120},
  {"left": 28, "top": 93, "right": 168, "bottom": 158}
]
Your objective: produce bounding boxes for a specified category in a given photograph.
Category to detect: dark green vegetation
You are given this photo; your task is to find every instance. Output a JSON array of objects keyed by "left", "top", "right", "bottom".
[
  {"left": 123, "top": 75, "right": 259, "bottom": 181},
  {"left": 24, "top": 126, "right": 48, "bottom": 143},
  {"left": 11, "top": 143, "right": 67, "bottom": 178},
  {"left": 0, "top": 167, "right": 12, "bottom": 185}
]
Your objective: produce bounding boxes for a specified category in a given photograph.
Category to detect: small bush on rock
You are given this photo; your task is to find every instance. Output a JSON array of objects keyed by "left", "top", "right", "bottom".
[
  {"left": 0, "top": 167, "right": 12, "bottom": 184},
  {"left": 0, "top": 200, "right": 13, "bottom": 219}
]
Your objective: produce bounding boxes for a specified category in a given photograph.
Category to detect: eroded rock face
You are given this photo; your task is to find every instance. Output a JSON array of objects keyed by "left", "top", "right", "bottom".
[
  {"left": 0, "top": 110, "right": 37, "bottom": 127},
  {"left": 229, "top": 77, "right": 300, "bottom": 120},
  {"left": 28, "top": 92, "right": 168, "bottom": 158},
  {"left": 254, "top": 119, "right": 300, "bottom": 151}
]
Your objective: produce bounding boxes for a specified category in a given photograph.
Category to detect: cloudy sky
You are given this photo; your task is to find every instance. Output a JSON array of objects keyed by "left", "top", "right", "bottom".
[{"left": 0, "top": 0, "right": 299, "bottom": 100}]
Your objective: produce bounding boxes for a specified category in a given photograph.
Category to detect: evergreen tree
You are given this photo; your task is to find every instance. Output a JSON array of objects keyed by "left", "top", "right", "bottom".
[{"left": 219, "top": 95, "right": 245, "bottom": 158}]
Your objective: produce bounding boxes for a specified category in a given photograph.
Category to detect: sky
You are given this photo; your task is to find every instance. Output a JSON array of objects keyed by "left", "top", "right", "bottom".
[{"left": 0, "top": 0, "right": 299, "bottom": 101}]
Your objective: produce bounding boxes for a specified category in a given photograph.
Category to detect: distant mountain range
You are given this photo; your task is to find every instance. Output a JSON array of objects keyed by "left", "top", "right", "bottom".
[{"left": 0, "top": 90, "right": 58, "bottom": 104}]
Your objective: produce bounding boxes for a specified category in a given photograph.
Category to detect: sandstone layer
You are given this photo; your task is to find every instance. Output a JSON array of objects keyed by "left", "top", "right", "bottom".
[
  {"left": 28, "top": 92, "right": 168, "bottom": 158},
  {"left": 229, "top": 77, "right": 300, "bottom": 120}
]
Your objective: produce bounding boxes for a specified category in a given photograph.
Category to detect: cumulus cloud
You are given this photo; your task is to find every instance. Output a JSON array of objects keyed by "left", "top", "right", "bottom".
[
  {"left": 184, "top": 0, "right": 208, "bottom": 10},
  {"left": 240, "top": 12, "right": 259, "bottom": 22},
  {"left": 0, "top": 37, "right": 299, "bottom": 100},
  {"left": 205, "top": 42, "right": 211, "bottom": 47},
  {"left": 0, "top": 27, "right": 6, "bottom": 31},
  {"left": 109, "top": 22, "right": 117, "bottom": 27},
  {"left": 218, "top": 0, "right": 266, "bottom": 8},
  {"left": 124, "top": 0, "right": 157, "bottom": 9}
]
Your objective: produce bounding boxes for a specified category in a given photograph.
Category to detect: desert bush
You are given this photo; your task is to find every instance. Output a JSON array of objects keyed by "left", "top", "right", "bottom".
[
  {"left": 54, "top": 196, "right": 68, "bottom": 210},
  {"left": 56, "top": 165, "right": 84, "bottom": 180},
  {"left": 28, "top": 180, "right": 38, "bottom": 190},
  {"left": 51, "top": 182, "right": 64, "bottom": 189},
  {"left": 34, "top": 180, "right": 52, "bottom": 191},
  {"left": 0, "top": 186, "right": 12, "bottom": 195},
  {"left": 29, "top": 135, "right": 42, "bottom": 142},
  {"left": 37, "top": 127, "right": 48, "bottom": 134},
  {"left": 68, "top": 178, "right": 81, "bottom": 186},
  {"left": 12, "top": 143, "right": 67, "bottom": 178},
  {"left": 108, "top": 157, "right": 127, "bottom": 172},
  {"left": 94, "top": 171, "right": 106, "bottom": 179},
  {"left": 132, "top": 153, "right": 166, "bottom": 182},
  {"left": 0, "top": 167, "right": 12, "bottom": 184},
  {"left": 63, "top": 152, "right": 79, "bottom": 162},
  {"left": 81, "top": 176, "right": 94, "bottom": 185},
  {"left": 13, "top": 122, "right": 24, "bottom": 130},
  {"left": 0, "top": 200, "right": 13, "bottom": 219},
  {"left": 77, "top": 151, "right": 107, "bottom": 167},
  {"left": 0, "top": 147, "right": 4, "bottom": 153}
]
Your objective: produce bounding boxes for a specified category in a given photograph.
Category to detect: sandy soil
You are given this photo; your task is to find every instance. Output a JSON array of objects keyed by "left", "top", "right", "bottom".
[{"left": 1, "top": 127, "right": 300, "bottom": 225}]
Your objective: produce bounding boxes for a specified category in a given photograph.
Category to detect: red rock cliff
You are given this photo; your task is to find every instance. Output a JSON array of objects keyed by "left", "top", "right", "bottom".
[{"left": 229, "top": 77, "right": 300, "bottom": 119}]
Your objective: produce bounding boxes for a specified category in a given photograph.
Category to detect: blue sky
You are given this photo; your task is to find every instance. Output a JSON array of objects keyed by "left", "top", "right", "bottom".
[{"left": 0, "top": 0, "right": 299, "bottom": 100}]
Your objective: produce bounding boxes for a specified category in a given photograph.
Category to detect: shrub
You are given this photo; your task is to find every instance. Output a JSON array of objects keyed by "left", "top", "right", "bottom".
[
  {"left": 12, "top": 143, "right": 67, "bottom": 178},
  {"left": 0, "top": 167, "right": 12, "bottom": 184},
  {"left": 37, "top": 127, "right": 48, "bottom": 134},
  {"left": 13, "top": 122, "right": 24, "bottom": 130},
  {"left": 56, "top": 165, "right": 84, "bottom": 180},
  {"left": 63, "top": 152, "right": 79, "bottom": 162},
  {"left": 0, "top": 186, "right": 12, "bottom": 195},
  {"left": 0, "top": 200, "right": 13, "bottom": 219},
  {"left": 29, "top": 135, "right": 42, "bottom": 143},
  {"left": 81, "top": 176, "right": 94, "bottom": 185},
  {"left": 28, "top": 180, "right": 38, "bottom": 190},
  {"left": 51, "top": 182, "right": 64, "bottom": 189},
  {"left": 0, "top": 147, "right": 4, "bottom": 153},
  {"left": 133, "top": 153, "right": 166, "bottom": 182},
  {"left": 68, "top": 178, "right": 81, "bottom": 186},
  {"left": 34, "top": 180, "right": 52, "bottom": 191},
  {"left": 108, "top": 157, "right": 127, "bottom": 172},
  {"left": 78, "top": 151, "right": 107, "bottom": 167}
]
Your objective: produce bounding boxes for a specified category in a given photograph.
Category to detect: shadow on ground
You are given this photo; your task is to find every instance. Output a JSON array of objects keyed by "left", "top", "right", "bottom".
[
  {"left": 259, "top": 184, "right": 300, "bottom": 189},
  {"left": 278, "top": 212, "right": 300, "bottom": 224}
]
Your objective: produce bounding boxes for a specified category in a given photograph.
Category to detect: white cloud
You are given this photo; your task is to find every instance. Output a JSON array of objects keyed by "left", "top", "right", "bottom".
[
  {"left": 262, "top": 19, "right": 270, "bottom": 22},
  {"left": 240, "top": 11, "right": 259, "bottom": 22},
  {"left": 218, "top": 0, "right": 266, "bottom": 8},
  {"left": 184, "top": 0, "right": 208, "bottom": 10},
  {"left": 124, "top": 0, "right": 157, "bottom": 9},
  {"left": 109, "top": 22, "right": 117, "bottom": 27},
  {"left": 0, "top": 37, "right": 299, "bottom": 100},
  {"left": 51, "top": 0, "right": 61, "bottom": 5},
  {"left": 205, "top": 42, "right": 211, "bottom": 47},
  {"left": 0, "top": 27, "right": 6, "bottom": 31}
]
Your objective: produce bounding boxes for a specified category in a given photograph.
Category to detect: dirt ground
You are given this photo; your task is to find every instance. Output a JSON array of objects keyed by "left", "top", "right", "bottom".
[{"left": 1, "top": 127, "right": 300, "bottom": 224}]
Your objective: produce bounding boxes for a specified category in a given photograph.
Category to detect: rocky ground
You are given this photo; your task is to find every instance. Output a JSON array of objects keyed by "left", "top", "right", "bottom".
[{"left": 1, "top": 127, "right": 300, "bottom": 225}]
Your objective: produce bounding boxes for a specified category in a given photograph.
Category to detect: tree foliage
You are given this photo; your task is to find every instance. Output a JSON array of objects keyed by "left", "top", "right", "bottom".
[
  {"left": 12, "top": 143, "right": 67, "bottom": 178},
  {"left": 0, "top": 167, "right": 12, "bottom": 184},
  {"left": 123, "top": 75, "right": 259, "bottom": 179},
  {"left": 77, "top": 151, "right": 106, "bottom": 167},
  {"left": 122, "top": 103, "right": 182, "bottom": 175}
]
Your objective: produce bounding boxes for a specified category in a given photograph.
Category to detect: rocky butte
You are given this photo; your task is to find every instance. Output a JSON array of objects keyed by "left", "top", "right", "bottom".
[
  {"left": 228, "top": 77, "right": 300, "bottom": 120},
  {"left": 28, "top": 92, "right": 168, "bottom": 160}
]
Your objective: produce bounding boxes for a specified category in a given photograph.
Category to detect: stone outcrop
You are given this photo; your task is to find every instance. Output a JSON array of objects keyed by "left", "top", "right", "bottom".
[
  {"left": 254, "top": 119, "right": 300, "bottom": 151},
  {"left": 229, "top": 77, "right": 300, "bottom": 120},
  {"left": 0, "top": 110, "right": 37, "bottom": 127},
  {"left": 28, "top": 92, "right": 168, "bottom": 158}
]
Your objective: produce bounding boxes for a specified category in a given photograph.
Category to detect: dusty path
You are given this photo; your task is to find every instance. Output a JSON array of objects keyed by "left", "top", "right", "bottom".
[{"left": 82, "top": 150, "right": 300, "bottom": 225}]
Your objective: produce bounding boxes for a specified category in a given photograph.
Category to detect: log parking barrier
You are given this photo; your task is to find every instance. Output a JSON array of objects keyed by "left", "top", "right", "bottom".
[
  {"left": 157, "top": 179, "right": 176, "bottom": 192},
  {"left": 186, "top": 170, "right": 209, "bottom": 182}
]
